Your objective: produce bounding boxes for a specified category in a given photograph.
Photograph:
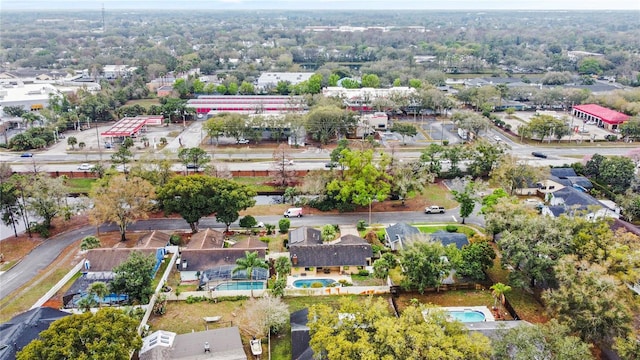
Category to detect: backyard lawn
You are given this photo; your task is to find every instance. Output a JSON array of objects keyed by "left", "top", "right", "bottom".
[
  {"left": 65, "top": 178, "right": 96, "bottom": 194},
  {"left": 485, "top": 249, "right": 548, "bottom": 323},
  {"left": 414, "top": 224, "right": 477, "bottom": 237}
]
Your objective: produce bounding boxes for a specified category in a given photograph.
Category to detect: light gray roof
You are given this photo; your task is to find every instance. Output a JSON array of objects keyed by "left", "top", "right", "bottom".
[{"left": 140, "top": 327, "right": 247, "bottom": 360}]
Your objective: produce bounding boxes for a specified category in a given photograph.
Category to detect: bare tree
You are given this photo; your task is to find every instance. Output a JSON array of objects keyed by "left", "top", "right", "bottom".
[{"left": 271, "top": 144, "right": 296, "bottom": 188}]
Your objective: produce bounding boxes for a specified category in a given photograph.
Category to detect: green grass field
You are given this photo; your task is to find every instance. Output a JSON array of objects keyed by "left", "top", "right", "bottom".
[{"left": 65, "top": 178, "right": 96, "bottom": 194}]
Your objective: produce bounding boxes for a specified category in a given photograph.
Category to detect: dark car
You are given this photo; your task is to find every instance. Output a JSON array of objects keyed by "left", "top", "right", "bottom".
[
  {"left": 325, "top": 162, "right": 338, "bottom": 168},
  {"left": 531, "top": 152, "right": 547, "bottom": 159},
  {"left": 186, "top": 164, "right": 200, "bottom": 169},
  {"left": 20, "top": 152, "right": 33, "bottom": 157}
]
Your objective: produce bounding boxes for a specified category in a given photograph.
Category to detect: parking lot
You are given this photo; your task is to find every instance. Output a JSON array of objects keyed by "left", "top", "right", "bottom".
[{"left": 498, "top": 110, "right": 614, "bottom": 142}]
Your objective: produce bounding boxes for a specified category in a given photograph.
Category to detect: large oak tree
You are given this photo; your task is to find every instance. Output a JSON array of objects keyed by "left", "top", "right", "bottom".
[
  {"left": 89, "top": 175, "right": 155, "bottom": 241},
  {"left": 17, "top": 308, "right": 142, "bottom": 360}
]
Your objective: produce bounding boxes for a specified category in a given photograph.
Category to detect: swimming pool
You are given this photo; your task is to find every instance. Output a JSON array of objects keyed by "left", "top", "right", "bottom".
[
  {"left": 292, "top": 278, "right": 338, "bottom": 288},
  {"left": 213, "top": 281, "right": 265, "bottom": 291},
  {"left": 446, "top": 310, "right": 486, "bottom": 322}
]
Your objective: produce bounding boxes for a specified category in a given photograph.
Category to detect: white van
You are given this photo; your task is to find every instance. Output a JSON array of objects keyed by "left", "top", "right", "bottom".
[{"left": 284, "top": 207, "right": 303, "bottom": 218}]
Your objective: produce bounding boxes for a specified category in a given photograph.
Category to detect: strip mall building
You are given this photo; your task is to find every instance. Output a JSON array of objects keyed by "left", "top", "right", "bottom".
[{"left": 572, "top": 104, "right": 630, "bottom": 131}]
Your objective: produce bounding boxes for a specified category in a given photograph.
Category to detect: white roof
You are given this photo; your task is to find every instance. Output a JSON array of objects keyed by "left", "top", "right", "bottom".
[{"left": 140, "top": 330, "right": 176, "bottom": 354}]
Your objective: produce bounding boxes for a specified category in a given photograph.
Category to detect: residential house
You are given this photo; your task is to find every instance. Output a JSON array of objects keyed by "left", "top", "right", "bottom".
[
  {"left": 231, "top": 237, "right": 269, "bottom": 251},
  {"left": 63, "top": 248, "right": 164, "bottom": 308},
  {"left": 156, "top": 85, "right": 173, "bottom": 97},
  {"left": 542, "top": 186, "right": 618, "bottom": 219},
  {"left": 548, "top": 167, "right": 593, "bottom": 192},
  {"left": 288, "top": 226, "right": 321, "bottom": 248},
  {"left": 136, "top": 230, "right": 171, "bottom": 249},
  {"left": 139, "top": 326, "right": 247, "bottom": 360},
  {"left": 185, "top": 228, "right": 225, "bottom": 249},
  {"left": 103, "top": 65, "right": 133, "bottom": 79},
  {"left": 0, "top": 307, "right": 71, "bottom": 360},
  {"left": 289, "top": 234, "right": 372, "bottom": 276},
  {"left": 429, "top": 231, "right": 469, "bottom": 249},
  {"left": 290, "top": 308, "right": 314, "bottom": 360},
  {"left": 385, "top": 222, "right": 421, "bottom": 251},
  {"left": 179, "top": 248, "right": 268, "bottom": 285}
]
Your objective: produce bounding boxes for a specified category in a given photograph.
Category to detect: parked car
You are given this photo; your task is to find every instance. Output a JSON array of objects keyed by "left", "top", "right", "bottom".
[
  {"left": 20, "top": 152, "right": 33, "bottom": 157},
  {"left": 186, "top": 164, "right": 200, "bottom": 169},
  {"left": 283, "top": 207, "right": 303, "bottom": 218},
  {"left": 531, "top": 151, "right": 548, "bottom": 159},
  {"left": 425, "top": 205, "right": 445, "bottom": 214},
  {"left": 325, "top": 161, "right": 338, "bottom": 168},
  {"left": 236, "top": 138, "right": 249, "bottom": 144},
  {"left": 77, "top": 163, "right": 92, "bottom": 170}
]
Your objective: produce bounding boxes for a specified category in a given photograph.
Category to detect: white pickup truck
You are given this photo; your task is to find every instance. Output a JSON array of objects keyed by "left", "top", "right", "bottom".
[{"left": 425, "top": 205, "right": 445, "bottom": 214}]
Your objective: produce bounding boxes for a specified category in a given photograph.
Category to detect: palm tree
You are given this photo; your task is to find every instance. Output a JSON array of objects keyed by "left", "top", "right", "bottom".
[
  {"left": 232, "top": 251, "right": 268, "bottom": 298},
  {"left": 88, "top": 281, "right": 109, "bottom": 307},
  {"left": 490, "top": 282, "right": 512, "bottom": 309},
  {"left": 80, "top": 236, "right": 101, "bottom": 251}
]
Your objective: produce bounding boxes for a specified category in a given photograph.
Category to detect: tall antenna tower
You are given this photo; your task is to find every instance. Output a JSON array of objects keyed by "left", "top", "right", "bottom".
[{"left": 102, "top": 3, "right": 105, "bottom": 32}]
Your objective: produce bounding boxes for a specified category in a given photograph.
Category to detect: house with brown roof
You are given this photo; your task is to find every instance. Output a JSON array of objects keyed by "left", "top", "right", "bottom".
[
  {"left": 83, "top": 248, "right": 160, "bottom": 272},
  {"left": 136, "top": 230, "right": 171, "bottom": 248},
  {"left": 231, "top": 237, "right": 268, "bottom": 250},
  {"left": 65, "top": 248, "right": 164, "bottom": 308},
  {"left": 185, "top": 228, "right": 225, "bottom": 250},
  {"left": 179, "top": 248, "right": 268, "bottom": 285},
  {"left": 289, "top": 234, "right": 372, "bottom": 276}
]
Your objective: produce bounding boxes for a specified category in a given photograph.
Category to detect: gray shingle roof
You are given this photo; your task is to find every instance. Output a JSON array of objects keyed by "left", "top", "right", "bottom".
[
  {"left": 429, "top": 231, "right": 469, "bottom": 249},
  {"left": 0, "top": 307, "right": 71, "bottom": 360},
  {"left": 289, "top": 243, "right": 372, "bottom": 267},
  {"left": 549, "top": 167, "right": 577, "bottom": 178},
  {"left": 291, "top": 309, "right": 314, "bottom": 360},
  {"left": 385, "top": 222, "right": 421, "bottom": 250},
  {"left": 140, "top": 327, "right": 247, "bottom": 360},
  {"left": 289, "top": 227, "right": 322, "bottom": 246},
  {"left": 180, "top": 248, "right": 266, "bottom": 271}
]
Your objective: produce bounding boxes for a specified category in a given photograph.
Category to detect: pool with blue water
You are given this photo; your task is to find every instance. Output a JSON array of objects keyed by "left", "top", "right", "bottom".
[
  {"left": 213, "top": 281, "right": 265, "bottom": 291},
  {"left": 292, "top": 278, "right": 338, "bottom": 288}
]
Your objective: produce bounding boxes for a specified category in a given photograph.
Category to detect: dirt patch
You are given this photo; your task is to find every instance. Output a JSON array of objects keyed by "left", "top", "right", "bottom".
[{"left": 0, "top": 215, "right": 91, "bottom": 269}]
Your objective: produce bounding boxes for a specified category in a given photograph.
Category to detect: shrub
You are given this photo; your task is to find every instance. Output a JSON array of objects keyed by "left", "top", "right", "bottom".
[
  {"left": 30, "top": 222, "right": 50, "bottom": 238},
  {"left": 442, "top": 140, "right": 449, "bottom": 146},
  {"left": 259, "top": 236, "right": 271, "bottom": 243},
  {"left": 265, "top": 223, "right": 275, "bottom": 235},
  {"left": 445, "top": 225, "right": 458, "bottom": 232},
  {"left": 338, "top": 279, "right": 353, "bottom": 287},
  {"left": 357, "top": 220, "right": 367, "bottom": 231},
  {"left": 278, "top": 218, "right": 290, "bottom": 233},
  {"left": 321, "top": 224, "right": 337, "bottom": 242},
  {"left": 358, "top": 269, "right": 370, "bottom": 276},
  {"left": 169, "top": 234, "right": 181, "bottom": 245},
  {"left": 239, "top": 215, "right": 257, "bottom": 229},
  {"left": 185, "top": 295, "right": 208, "bottom": 304},
  {"left": 211, "top": 295, "right": 249, "bottom": 302}
]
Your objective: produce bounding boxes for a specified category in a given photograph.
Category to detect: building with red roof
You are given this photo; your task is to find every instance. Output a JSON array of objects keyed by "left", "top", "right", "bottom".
[{"left": 572, "top": 104, "right": 629, "bottom": 131}]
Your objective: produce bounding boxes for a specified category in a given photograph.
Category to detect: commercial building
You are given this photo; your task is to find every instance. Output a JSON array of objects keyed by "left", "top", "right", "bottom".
[
  {"left": 572, "top": 104, "right": 629, "bottom": 131},
  {"left": 187, "top": 95, "right": 306, "bottom": 117}
]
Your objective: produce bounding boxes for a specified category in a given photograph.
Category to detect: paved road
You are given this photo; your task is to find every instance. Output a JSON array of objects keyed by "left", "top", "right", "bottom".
[{"left": 0, "top": 209, "right": 482, "bottom": 301}]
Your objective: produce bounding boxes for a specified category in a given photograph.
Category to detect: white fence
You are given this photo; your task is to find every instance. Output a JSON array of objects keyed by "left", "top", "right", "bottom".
[
  {"left": 284, "top": 286, "right": 390, "bottom": 296},
  {"left": 137, "top": 251, "right": 178, "bottom": 335},
  {"left": 171, "top": 285, "right": 390, "bottom": 300},
  {"left": 31, "top": 259, "right": 85, "bottom": 310}
]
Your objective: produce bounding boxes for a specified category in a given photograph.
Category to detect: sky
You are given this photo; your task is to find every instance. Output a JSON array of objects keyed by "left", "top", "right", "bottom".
[{"left": 1, "top": 0, "right": 639, "bottom": 10}]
